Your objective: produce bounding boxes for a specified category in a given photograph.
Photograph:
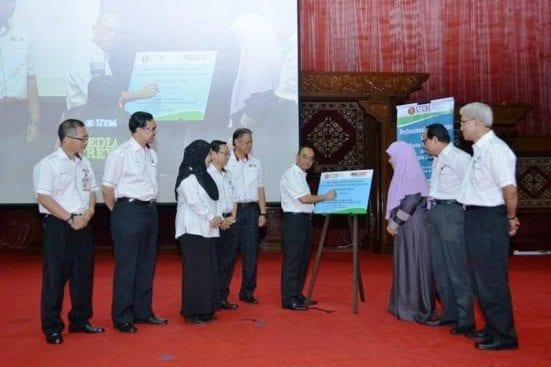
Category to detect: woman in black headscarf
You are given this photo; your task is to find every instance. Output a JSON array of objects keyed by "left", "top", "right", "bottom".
[{"left": 175, "top": 140, "right": 221, "bottom": 324}]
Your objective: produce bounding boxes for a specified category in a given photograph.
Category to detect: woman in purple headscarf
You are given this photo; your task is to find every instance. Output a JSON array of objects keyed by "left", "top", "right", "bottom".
[{"left": 385, "top": 141, "right": 434, "bottom": 322}]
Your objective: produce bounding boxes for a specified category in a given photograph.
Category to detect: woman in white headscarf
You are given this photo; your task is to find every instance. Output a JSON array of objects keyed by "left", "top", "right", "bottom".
[{"left": 229, "top": 13, "right": 282, "bottom": 128}]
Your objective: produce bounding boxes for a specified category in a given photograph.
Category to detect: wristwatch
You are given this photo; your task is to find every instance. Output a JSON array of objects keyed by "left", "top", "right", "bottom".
[{"left": 66, "top": 214, "right": 75, "bottom": 225}]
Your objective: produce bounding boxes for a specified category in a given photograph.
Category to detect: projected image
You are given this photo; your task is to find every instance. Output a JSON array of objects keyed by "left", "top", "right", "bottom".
[{"left": 1, "top": 0, "right": 298, "bottom": 203}]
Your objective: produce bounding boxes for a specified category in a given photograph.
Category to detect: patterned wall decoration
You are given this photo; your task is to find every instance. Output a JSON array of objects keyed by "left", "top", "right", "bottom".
[
  {"left": 300, "top": 101, "right": 367, "bottom": 171},
  {"left": 517, "top": 157, "right": 551, "bottom": 209}
]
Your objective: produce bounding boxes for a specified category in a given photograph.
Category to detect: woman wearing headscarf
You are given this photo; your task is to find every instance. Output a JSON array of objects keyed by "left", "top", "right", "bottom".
[
  {"left": 175, "top": 140, "right": 221, "bottom": 324},
  {"left": 385, "top": 141, "right": 434, "bottom": 322}
]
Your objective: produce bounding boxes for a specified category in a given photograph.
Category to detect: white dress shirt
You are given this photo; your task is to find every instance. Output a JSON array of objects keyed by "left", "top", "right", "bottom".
[
  {"left": 225, "top": 151, "right": 264, "bottom": 203},
  {"left": 280, "top": 163, "right": 314, "bottom": 213},
  {"left": 457, "top": 131, "right": 517, "bottom": 206},
  {"left": 429, "top": 143, "right": 471, "bottom": 200},
  {"left": 0, "top": 21, "right": 35, "bottom": 99},
  {"left": 175, "top": 175, "right": 220, "bottom": 239},
  {"left": 33, "top": 147, "right": 98, "bottom": 214},
  {"left": 102, "top": 137, "right": 158, "bottom": 201},
  {"left": 208, "top": 164, "right": 234, "bottom": 214},
  {"left": 66, "top": 40, "right": 112, "bottom": 109}
]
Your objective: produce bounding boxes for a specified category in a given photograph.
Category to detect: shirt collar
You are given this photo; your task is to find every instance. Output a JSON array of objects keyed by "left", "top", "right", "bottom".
[
  {"left": 207, "top": 164, "right": 224, "bottom": 175},
  {"left": 473, "top": 130, "right": 495, "bottom": 152},
  {"left": 130, "top": 136, "right": 148, "bottom": 151},
  {"left": 54, "top": 146, "right": 82, "bottom": 163},
  {"left": 0, "top": 21, "right": 12, "bottom": 36},
  {"left": 438, "top": 143, "right": 452, "bottom": 159},
  {"left": 231, "top": 150, "right": 249, "bottom": 162},
  {"left": 292, "top": 163, "right": 307, "bottom": 177}
]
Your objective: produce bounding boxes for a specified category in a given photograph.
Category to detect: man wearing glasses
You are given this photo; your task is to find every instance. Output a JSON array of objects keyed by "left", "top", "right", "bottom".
[
  {"left": 103, "top": 111, "right": 167, "bottom": 333},
  {"left": 33, "top": 119, "right": 104, "bottom": 345},
  {"left": 208, "top": 140, "right": 238, "bottom": 310},
  {"left": 66, "top": 12, "right": 158, "bottom": 109},
  {"left": 224, "top": 128, "right": 266, "bottom": 304},
  {"left": 280, "top": 146, "right": 335, "bottom": 310},
  {"left": 421, "top": 123, "right": 474, "bottom": 334},
  {"left": 456, "top": 102, "right": 519, "bottom": 351}
]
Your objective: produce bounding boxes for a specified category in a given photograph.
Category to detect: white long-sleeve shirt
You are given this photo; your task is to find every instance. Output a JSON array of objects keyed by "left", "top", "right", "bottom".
[{"left": 175, "top": 175, "right": 220, "bottom": 239}]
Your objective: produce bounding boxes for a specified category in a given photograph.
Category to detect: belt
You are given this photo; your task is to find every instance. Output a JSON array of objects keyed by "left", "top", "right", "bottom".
[
  {"left": 222, "top": 212, "right": 232, "bottom": 218},
  {"left": 463, "top": 204, "right": 504, "bottom": 211},
  {"left": 42, "top": 213, "right": 83, "bottom": 219},
  {"left": 430, "top": 199, "right": 459, "bottom": 205},
  {"left": 463, "top": 205, "right": 486, "bottom": 211},
  {"left": 283, "top": 212, "right": 312, "bottom": 218},
  {"left": 118, "top": 197, "right": 156, "bottom": 206},
  {"left": 236, "top": 202, "right": 257, "bottom": 208}
]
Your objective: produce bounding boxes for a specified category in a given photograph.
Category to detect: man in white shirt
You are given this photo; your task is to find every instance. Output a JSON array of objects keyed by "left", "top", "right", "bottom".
[
  {"left": 422, "top": 123, "right": 475, "bottom": 334},
  {"left": 66, "top": 12, "right": 158, "bottom": 109},
  {"left": 456, "top": 102, "right": 520, "bottom": 351},
  {"left": 208, "top": 140, "right": 238, "bottom": 310},
  {"left": 102, "top": 111, "right": 167, "bottom": 333},
  {"left": 224, "top": 128, "right": 266, "bottom": 304},
  {"left": 33, "top": 119, "right": 104, "bottom": 345},
  {"left": 280, "top": 146, "right": 335, "bottom": 310},
  {"left": 0, "top": 0, "right": 41, "bottom": 141}
]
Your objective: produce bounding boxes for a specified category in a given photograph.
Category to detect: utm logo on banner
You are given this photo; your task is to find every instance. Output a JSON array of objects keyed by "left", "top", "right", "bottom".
[{"left": 396, "top": 97, "right": 455, "bottom": 180}]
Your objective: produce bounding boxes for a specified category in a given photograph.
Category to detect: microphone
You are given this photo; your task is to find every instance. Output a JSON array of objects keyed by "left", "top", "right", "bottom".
[{"left": 90, "top": 61, "right": 106, "bottom": 77}]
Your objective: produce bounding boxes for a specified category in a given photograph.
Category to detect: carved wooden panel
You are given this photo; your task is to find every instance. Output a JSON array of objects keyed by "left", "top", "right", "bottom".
[{"left": 299, "top": 72, "right": 429, "bottom": 251}]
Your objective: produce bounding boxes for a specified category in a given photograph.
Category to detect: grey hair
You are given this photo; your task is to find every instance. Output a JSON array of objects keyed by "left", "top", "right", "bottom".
[{"left": 459, "top": 102, "right": 493, "bottom": 127}]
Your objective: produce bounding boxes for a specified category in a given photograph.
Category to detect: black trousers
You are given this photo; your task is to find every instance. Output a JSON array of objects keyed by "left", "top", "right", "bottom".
[
  {"left": 216, "top": 226, "right": 239, "bottom": 302},
  {"left": 41, "top": 216, "right": 94, "bottom": 335},
  {"left": 281, "top": 212, "right": 312, "bottom": 307},
  {"left": 429, "top": 202, "right": 474, "bottom": 326},
  {"left": 464, "top": 205, "right": 517, "bottom": 343},
  {"left": 225, "top": 204, "right": 259, "bottom": 298},
  {"left": 110, "top": 200, "right": 158, "bottom": 325},
  {"left": 179, "top": 234, "right": 218, "bottom": 317}
]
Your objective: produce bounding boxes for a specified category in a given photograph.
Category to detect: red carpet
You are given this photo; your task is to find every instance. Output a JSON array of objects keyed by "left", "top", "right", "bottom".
[{"left": 0, "top": 251, "right": 550, "bottom": 366}]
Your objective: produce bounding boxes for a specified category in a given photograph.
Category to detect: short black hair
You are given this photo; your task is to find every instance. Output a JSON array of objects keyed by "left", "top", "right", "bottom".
[
  {"left": 297, "top": 145, "right": 314, "bottom": 155},
  {"left": 232, "top": 128, "right": 252, "bottom": 145},
  {"left": 58, "top": 119, "right": 85, "bottom": 142},
  {"left": 425, "top": 123, "right": 451, "bottom": 143},
  {"left": 129, "top": 111, "right": 154, "bottom": 133},
  {"left": 210, "top": 140, "right": 227, "bottom": 153}
]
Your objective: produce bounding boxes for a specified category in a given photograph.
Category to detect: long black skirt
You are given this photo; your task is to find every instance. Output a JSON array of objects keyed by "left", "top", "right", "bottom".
[{"left": 179, "top": 233, "right": 219, "bottom": 317}]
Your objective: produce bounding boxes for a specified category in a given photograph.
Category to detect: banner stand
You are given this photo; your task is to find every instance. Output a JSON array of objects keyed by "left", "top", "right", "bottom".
[{"left": 306, "top": 214, "right": 366, "bottom": 314}]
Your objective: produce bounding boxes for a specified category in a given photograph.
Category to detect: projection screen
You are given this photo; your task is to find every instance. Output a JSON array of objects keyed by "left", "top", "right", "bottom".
[{"left": 0, "top": 0, "right": 299, "bottom": 203}]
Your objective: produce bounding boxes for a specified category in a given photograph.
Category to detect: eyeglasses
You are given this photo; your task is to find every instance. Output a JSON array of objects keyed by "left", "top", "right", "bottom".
[
  {"left": 460, "top": 118, "right": 475, "bottom": 125},
  {"left": 141, "top": 126, "right": 157, "bottom": 132},
  {"left": 67, "top": 135, "right": 89, "bottom": 142},
  {"left": 218, "top": 150, "right": 230, "bottom": 156}
]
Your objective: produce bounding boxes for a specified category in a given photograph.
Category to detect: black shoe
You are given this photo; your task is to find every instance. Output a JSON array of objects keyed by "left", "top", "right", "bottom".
[
  {"left": 184, "top": 315, "right": 207, "bottom": 325},
  {"left": 134, "top": 316, "right": 168, "bottom": 325},
  {"left": 423, "top": 318, "right": 457, "bottom": 327},
  {"left": 283, "top": 300, "right": 308, "bottom": 311},
  {"left": 466, "top": 329, "right": 490, "bottom": 341},
  {"left": 475, "top": 339, "right": 519, "bottom": 351},
  {"left": 115, "top": 322, "right": 138, "bottom": 333},
  {"left": 200, "top": 314, "right": 217, "bottom": 323},
  {"left": 220, "top": 300, "right": 239, "bottom": 310},
  {"left": 46, "top": 332, "right": 63, "bottom": 345},
  {"left": 69, "top": 323, "right": 105, "bottom": 333},
  {"left": 450, "top": 324, "right": 475, "bottom": 335},
  {"left": 298, "top": 294, "right": 318, "bottom": 306},
  {"left": 240, "top": 295, "right": 259, "bottom": 304}
]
